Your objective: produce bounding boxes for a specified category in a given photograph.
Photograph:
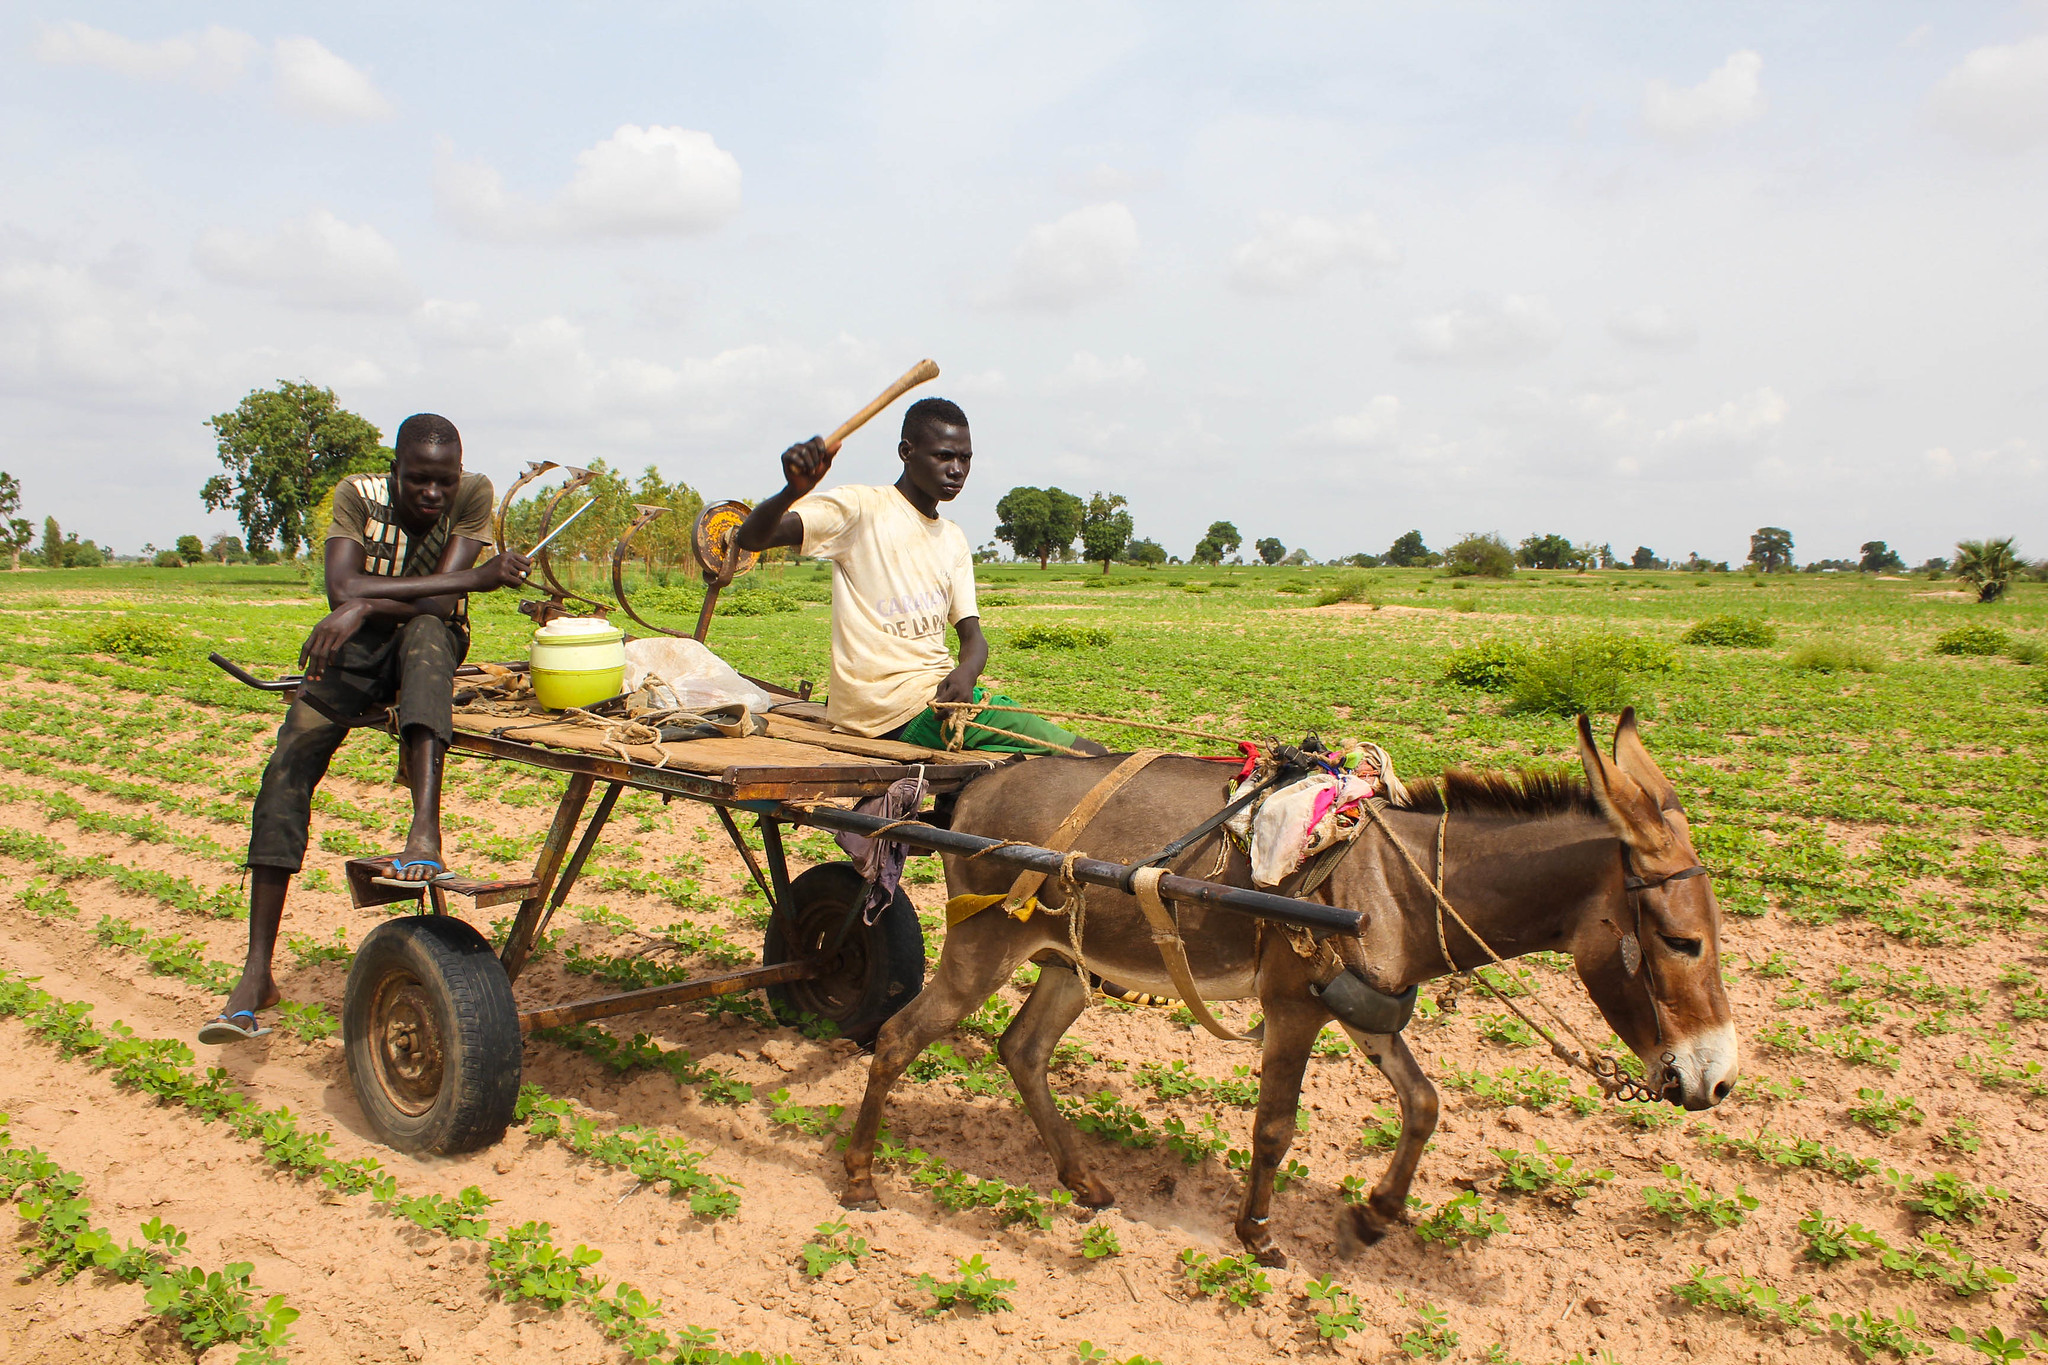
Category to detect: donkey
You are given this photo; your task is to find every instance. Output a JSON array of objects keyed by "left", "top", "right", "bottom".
[{"left": 841, "top": 709, "right": 1738, "bottom": 1265}]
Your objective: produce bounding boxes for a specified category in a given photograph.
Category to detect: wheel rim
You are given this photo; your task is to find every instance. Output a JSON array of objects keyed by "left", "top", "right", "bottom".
[
  {"left": 782, "top": 893, "right": 874, "bottom": 1023},
  {"left": 368, "top": 969, "right": 446, "bottom": 1117}
]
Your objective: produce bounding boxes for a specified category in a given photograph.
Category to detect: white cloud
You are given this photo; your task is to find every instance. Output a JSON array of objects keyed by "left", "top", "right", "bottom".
[
  {"left": 1607, "top": 304, "right": 1698, "bottom": 351},
  {"left": 1644, "top": 50, "right": 1766, "bottom": 141},
  {"left": 437, "top": 126, "right": 743, "bottom": 240},
  {"left": 32, "top": 21, "right": 257, "bottom": 89},
  {"left": 982, "top": 203, "right": 1138, "bottom": 311},
  {"left": 1922, "top": 439, "right": 2042, "bottom": 482},
  {"left": 1227, "top": 211, "right": 1398, "bottom": 294},
  {"left": 192, "top": 210, "right": 417, "bottom": 311},
  {"left": 1056, "top": 351, "right": 1147, "bottom": 388},
  {"left": 1927, "top": 33, "right": 2048, "bottom": 152},
  {"left": 1296, "top": 395, "right": 1401, "bottom": 447},
  {"left": 1401, "top": 295, "right": 1559, "bottom": 365},
  {"left": 0, "top": 254, "right": 211, "bottom": 404},
  {"left": 1653, "top": 387, "right": 1788, "bottom": 449},
  {"left": 273, "top": 36, "right": 394, "bottom": 122}
]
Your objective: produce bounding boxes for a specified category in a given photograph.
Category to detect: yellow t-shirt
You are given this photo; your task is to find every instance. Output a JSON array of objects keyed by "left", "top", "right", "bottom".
[{"left": 793, "top": 483, "right": 979, "bottom": 737}]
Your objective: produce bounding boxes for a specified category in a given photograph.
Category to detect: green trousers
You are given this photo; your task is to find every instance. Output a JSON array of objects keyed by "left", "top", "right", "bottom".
[{"left": 896, "top": 686, "right": 1082, "bottom": 755}]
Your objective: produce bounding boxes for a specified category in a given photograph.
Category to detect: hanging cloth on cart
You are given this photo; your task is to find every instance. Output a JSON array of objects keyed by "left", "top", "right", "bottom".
[{"left": 834, "top": 773, "right": 929, "bottom": 922}]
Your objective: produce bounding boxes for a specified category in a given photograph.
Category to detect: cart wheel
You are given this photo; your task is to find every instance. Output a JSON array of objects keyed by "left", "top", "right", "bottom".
[
  {"left": 763, "top": 863, "right": 925, "bottom": 1047},
  {"left": 343, "top": 915, "right": 522, "bottom": 1155}
]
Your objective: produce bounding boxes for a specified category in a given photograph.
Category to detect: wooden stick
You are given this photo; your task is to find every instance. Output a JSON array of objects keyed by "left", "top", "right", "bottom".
[{"left": 823, "top": 359, "right": 940, "bottom": 454}]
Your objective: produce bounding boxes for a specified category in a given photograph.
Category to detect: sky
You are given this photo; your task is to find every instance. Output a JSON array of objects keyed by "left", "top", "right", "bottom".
[{"left": 2, "top": 2, "right": 2045, "bottom": 566}]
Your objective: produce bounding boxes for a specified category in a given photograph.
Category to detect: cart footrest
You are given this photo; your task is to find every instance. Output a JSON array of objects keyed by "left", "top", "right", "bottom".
[{"left": 344, "top": 859, "right": 538, "bottom": 911}]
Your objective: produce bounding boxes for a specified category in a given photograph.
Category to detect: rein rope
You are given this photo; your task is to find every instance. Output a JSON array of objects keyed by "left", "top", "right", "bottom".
[{"left": 1354, "top": 800, "right": 1672, "bottom": 1104}]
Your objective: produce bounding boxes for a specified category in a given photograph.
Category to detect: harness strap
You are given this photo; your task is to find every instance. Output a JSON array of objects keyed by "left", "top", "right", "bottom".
[
  {"left": 1000, "top": 749, "right": 1166, "bottom": 912},
  {"left": 1129, "top": 865, "right": 1254, "bottom": 1043}
]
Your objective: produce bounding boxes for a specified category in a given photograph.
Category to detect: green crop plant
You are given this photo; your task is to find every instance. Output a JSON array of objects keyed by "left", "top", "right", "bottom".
[
  {"left": 766, "top": 1089, "right": 844, "bottom": 1136},
  {"left": 1360, "top": 1105, "right": 1405, "bottom": 1151},
  {"left": 872, "top": 1133, "right": 1073, "bottom": 1229},
  {"left": 798, "top": 1219, "right": 868, "bottom": 1277},
  {"left": 1491, "top": 1141, "right": 1613, "bottom": 1205},
  {"left": 1161, "top": 1114, "right": 1229, "bottom": 1165},
  {"left": 1476, "top": 1011, "right": 1538, "bottom": 1048},
  {"left": 1397, "top": 1299, "right": 1460, "bottom": 1360},
  {"left": 1848, "top": 1088, "right": 1925, "bottom": 1136},
  {"left": 275, "top": 1001, "right": 338, "bottom": 1042},
  {"left": 1934, "top": 1117, "right": 1982, "bottom": 1155},
  {"left": 1413, "top": 1191, "right": 1509, "bottom": 1247},
  {"left": 1829, "top": 1307, "right": 1931, "bottom": 1360},
  {"left": 1079, "top": 1224, "right": 1122, "bottom": 1259},
  {"left": 1670, "top": 1267, "right": 1819, "bottom": 1333},
  {"left": 1134, "top": 1059, "right": 1258, "bottom": 1106},
  {"left": 1642, "top": 1164, "right": 1758, "bottom": 1228},
  {"left": 1887, "top": 1169, "right": 2009, "bottom": 1225},
  {"left": 283, "top": 927, "right": 351, "bottom": 968},
  {"left": 1060, "top": 1091, "right": 1155, "bottom": 1148},
  {"left": 916, "top": 1254, "right": 1016, "bottom": 1315},
  {"left": 1948, "top": 1327, "right": 2048, "bottom": 1362},
  {"left": 1442, "top": 1064, "right": 1573, "bottom": 1111},
  {"left": 1303, "top": 1276, "right": 1363, "bottom": 1343},
  {"left": 1074, "top": 1344, "right": 1161, "bottom": 1365},
  {"left": 517, "top": 1088, "right": 740, "bottom": 1216},
  {"left": 1178, "top": 1249, "right": 1270, "bottom": 1306}
]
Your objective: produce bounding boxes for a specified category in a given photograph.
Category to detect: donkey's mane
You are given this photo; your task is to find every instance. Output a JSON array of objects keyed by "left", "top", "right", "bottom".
[{"left": 1399, "top": 765, "right": 1600, "bottom": 817}]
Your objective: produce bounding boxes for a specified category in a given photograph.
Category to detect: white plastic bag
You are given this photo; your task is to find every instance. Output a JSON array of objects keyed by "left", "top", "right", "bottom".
[{"left": 621, "top": 637, "right": 775, "bottom": 714}]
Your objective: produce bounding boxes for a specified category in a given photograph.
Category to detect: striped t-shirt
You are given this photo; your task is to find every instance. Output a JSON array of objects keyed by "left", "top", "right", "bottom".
[{"left": 325, "top": 471, "right": 495, "bottom": 640}]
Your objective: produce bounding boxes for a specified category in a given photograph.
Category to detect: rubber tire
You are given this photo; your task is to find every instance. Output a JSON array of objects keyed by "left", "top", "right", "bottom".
[
  {"left": 343, "top": 915, "right": 522, "bottom": 1155},
  {"left": 763, "top": 862, "right": 925, "bottom": 1047}
]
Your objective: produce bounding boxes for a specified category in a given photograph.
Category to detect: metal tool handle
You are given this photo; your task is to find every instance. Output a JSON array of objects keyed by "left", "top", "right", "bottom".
[{"left": 526, "top": 497, "right": 595, "bottom": 557}]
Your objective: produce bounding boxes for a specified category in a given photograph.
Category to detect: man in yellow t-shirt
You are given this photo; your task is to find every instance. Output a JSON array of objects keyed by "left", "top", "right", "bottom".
[{"left": 735, "top": 397, "right": 1104, "bottom": 756}]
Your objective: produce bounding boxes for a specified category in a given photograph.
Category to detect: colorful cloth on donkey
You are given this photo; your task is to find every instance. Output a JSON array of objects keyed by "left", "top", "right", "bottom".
[{"left": 1224, "top": 742, "right": 1406, "bottom": 886}]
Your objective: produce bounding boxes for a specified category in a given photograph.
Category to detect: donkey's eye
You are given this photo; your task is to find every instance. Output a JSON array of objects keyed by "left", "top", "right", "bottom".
[{"left": 1659, "top": 934, "right": 1703, "bottom": 958}]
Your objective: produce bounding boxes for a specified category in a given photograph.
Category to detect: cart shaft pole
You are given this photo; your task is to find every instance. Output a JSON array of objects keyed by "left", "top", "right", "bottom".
[
  {"left": 518, "top": 958, "right": 820, "bottom": 1032},
  {"left": 777, "top": 804, "right": 1362, "bottom": 936}
]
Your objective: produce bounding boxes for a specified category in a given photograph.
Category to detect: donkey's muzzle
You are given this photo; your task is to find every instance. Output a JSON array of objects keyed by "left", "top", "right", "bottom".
[{"left": 1314, "top": 973, "right": 1419, "bottom": 1035}]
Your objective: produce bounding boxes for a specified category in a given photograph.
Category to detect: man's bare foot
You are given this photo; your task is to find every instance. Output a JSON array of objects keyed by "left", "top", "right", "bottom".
[
  {"left": 222, "top": 970, "right": 281, "bottom": 1021},
  {"left": 390, "top": 830, "right": 445, "bottom": 882}
]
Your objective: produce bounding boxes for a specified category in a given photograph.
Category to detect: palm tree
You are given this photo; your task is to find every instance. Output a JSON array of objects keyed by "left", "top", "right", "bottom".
[{"left": 1954, "top": 537, "right": 2021, "bottom": 603}]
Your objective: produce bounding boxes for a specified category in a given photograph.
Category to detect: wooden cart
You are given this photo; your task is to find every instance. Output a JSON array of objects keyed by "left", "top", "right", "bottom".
[{"left": 215, "top": 658, "right": 1364, "bottom": 1157}]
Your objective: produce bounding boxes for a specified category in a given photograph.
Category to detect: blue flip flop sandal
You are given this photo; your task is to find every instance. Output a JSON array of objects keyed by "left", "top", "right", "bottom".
[
  {"left": 371, "top": 857, "right": 459, "bottom": 888},
  {"left": 198, "top": 1010, "right": 272, "bottom": 1045}
]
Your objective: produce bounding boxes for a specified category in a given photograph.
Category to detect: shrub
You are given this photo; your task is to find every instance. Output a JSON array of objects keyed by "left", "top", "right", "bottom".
[
  {"left": 1443, "top": 532, "right": 1516, "bottom": 579},
  {"left": 1010, "top": 624, "right": 1110, "bottom": 649},
  {"left": 714, "top": 591, "right": 799, "bottom": 616},
  {"left": 1788, "top": 638, "right": 1882, "bottom": 674},
  {"left": 1506, "top": 633, "right": 1673, "bottom": 717},
  {"left": 1442, "top": 640, "right": 1529, "bottom": 691},
  {"left": 152, "top": 550, "right": 184, "bottom": 569},
  {"left": 1682, "top": 614, "right": 1777, "bottom": 648},
  {"left": 2004, "top": 639, "right": 2046, "bottom": 666},
  {"left": 1934, "top": 624, "right": 2009, "bottom": 657},
  {"left": 84, "top": 618, "right": 183, "bottom": 659},
  {"left": 1313, "top": 572, "right": 1369, "bottom": 607}
]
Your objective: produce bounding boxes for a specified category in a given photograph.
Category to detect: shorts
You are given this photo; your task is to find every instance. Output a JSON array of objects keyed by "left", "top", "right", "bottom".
[
  {"left": 892, "top": 686, "right": 1081, "bottom": 755},
  {"left": 245, "top": 614, "right": 466, "bottom": 872}
]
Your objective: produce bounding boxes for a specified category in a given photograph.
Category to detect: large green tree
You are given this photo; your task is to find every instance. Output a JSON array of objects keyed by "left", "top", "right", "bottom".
[
  {"left": 0, "top": 472, "right": 30, "bottom": 571},
  {"left": 1858, "top": 540, "right": 1905, "bottom": 574},
  {"left": 1747, "top": 526, "right": 1794, "bottom": 573},
  {"left": 994, "top": 486, "right": 1083, "bottom": 568},
  {"left": 1079, "top": 492, "right": 1134, "bottom": 574},
  {"left": 1516, "top": 532, "right": 1577, "bottom": 569},
  {"left": 1384, "top": 529, "right": 1433, "bottom": 567},
  {"left": 202, "top": 381, "right": 389, "bottom": 557},
  {"left": 1192, "top": 519, "right": 1241, "bottom": 565},
  {"left": 1255, "top": 536, "right": 1286, "bottom": 565}
]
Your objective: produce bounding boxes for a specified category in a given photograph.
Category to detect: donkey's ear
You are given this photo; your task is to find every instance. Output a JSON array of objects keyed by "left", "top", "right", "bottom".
[
  {"left": 1577, "top": 713, "right": 1672, "bottom": 854},
  {"left": 1611, "top": 706, "right": 1680, "bottom": 812}
]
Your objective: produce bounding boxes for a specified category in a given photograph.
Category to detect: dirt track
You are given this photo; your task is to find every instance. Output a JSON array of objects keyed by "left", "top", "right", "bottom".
[{"left": 3, "top": 673, "right": 2046, "bottom": 1364}]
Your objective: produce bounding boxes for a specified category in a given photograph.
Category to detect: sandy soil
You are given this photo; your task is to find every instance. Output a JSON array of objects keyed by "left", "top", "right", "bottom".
[{"left": 3, "top": 682, "right": 2046, "bottom": 1364}]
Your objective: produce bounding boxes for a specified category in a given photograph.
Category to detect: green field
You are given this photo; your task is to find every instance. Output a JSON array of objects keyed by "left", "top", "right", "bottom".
[{"left": 3, "top": 560, "right": 2046, "bottom": 1362}]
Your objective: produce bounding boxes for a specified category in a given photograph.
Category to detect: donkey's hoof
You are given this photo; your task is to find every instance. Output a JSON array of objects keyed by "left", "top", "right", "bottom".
[
  {"left": 840, "top": 1180, "right": 881, "bottom": 1211},
  {"left": 1066, "top": 1174, "right": 1116, "bottom": 1209},
  {"left": 1253, "top": 1244, "right": 1289, "bottom": 1269},
  {"left": 1336, "top": 1205, "right": 1392, "bottom": 1256}
]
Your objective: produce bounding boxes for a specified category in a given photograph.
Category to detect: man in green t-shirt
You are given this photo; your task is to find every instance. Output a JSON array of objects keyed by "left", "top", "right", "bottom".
[{"left": 201, "top": 414, "right": 530, "bottom": 1045}]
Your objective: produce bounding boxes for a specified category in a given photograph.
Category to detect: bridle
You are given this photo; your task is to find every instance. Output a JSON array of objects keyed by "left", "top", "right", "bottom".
[{"left": 1614, "top": 854, "right": 1711, "bottom": 1101}]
